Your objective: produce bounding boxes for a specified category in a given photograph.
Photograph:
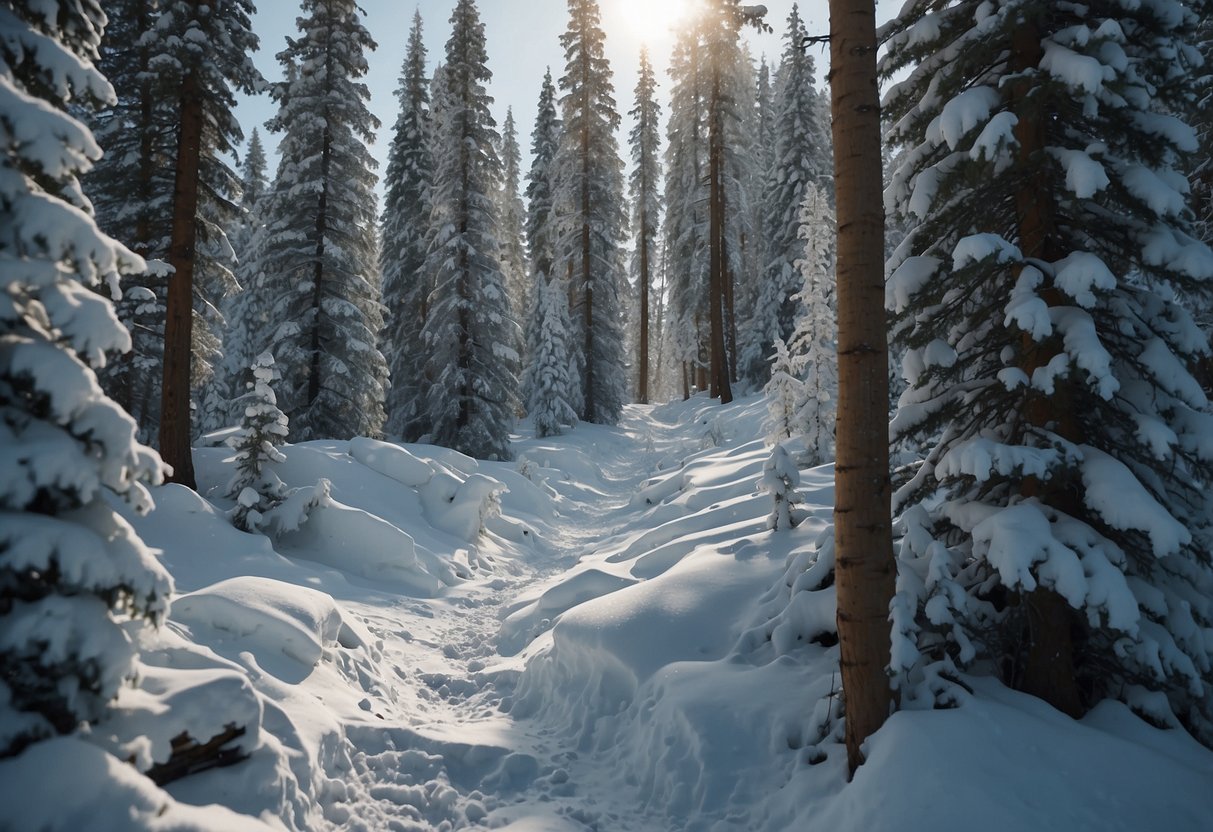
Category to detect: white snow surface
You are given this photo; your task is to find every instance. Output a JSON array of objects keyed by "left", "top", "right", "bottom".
[{"left": 4, "top": 395, "right": 1211, "bottom": 830}]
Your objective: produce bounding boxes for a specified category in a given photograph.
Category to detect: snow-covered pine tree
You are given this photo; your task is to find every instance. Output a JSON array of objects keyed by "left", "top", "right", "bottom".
[
  {"left": 764, "top": 336, "right": 802, "bottom": 444},
  {"left": 498, "top": 107, "right": 530, "bottom": 343},
  {"left": 152, "top": 0, "right": 260, "bottom": 486},
  {"left": 522, "top": 68, "right": 566, "bottom": 411},
  {"left": 789, "top": 183, "right": 837, "bottom": 465},
  {"left": 527, "top": 277, "right": 580, "bottom": 438},
  {"left": 0, "top": 0, "right": 172, "bottom": 756},
  {"left": 381, "top": 11, "right": 434, "bottom": 441},
  {"left": 226, "top": 352, "right": 289, "bottom": 532},
  {"left": 628, "top": 47, "right": 662, "bottom": 404},
  {"left": 883, "top": 0, "right": 1213, "bottom": 739},
  {"left": 420, "top": 0, "right": 520, "bottom": 460},
  {"left": 552, "top": 0, "right": 630, "bottom": 424},
  {"left": 740, "top": 3, "right": 832, "bottom": 386},
  {"left": 260, "top": 0, "right": 387, "bottom": 441},
  {"left": 763, "top": 441, "right": 801, "bottom": 531}
]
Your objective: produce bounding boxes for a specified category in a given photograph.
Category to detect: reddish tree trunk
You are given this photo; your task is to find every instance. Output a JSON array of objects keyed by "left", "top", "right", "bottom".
[
  {"left": 160, "top": 65, "right": 203, "bottom": 489},
  {"left": 829, "top": 0, "right": 896, "bottom": 776}
]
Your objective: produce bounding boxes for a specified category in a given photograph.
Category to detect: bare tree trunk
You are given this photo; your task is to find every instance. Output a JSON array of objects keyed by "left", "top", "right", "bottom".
[
  {"left": 829, "top": 0, "right": 896, "bottom": 776},
  {"left": 160, "top": 64, "right": 203, "bottom": 489}
]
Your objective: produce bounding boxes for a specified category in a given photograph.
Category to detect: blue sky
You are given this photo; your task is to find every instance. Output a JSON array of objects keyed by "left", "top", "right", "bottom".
[{"left": 235, "top": 1, "right": 893, "bottom": 189}]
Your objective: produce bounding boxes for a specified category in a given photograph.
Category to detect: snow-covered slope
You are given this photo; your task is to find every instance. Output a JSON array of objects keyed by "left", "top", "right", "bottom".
[{"left": 3, "top": 394, "right": 1211, "bottom": 831}]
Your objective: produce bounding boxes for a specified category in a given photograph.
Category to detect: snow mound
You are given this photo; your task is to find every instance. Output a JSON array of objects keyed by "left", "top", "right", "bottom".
[
  {"left": 171, "top": 576, "right": 348, "bottom": 675},
  {"left": 349, "top": 436, "right": 434, "bottom": 487},
  {"left": 280, "top": 497, "right": 453, "bottom": 595}
]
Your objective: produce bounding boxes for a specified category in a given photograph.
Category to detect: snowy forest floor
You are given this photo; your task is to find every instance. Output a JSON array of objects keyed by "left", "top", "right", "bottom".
[{"left": 5, "top": 394, "right": 1213, "bottom": 832}]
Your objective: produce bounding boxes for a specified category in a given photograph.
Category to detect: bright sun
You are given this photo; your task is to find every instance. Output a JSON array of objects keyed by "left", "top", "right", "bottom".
[{"left": 616, "top": 0, "right": 697, "bottom": 43}]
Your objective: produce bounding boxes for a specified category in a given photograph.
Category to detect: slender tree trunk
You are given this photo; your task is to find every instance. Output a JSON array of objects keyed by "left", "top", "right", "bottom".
[
  {"left": 160, "top": 64, "right": 204, "bottom": 489},
  {"left": 707, "top": 66, "right": 732, "bottom": 404},
  {"left": 638, "top": 201, "right": 651, "bottom": 404},
  {"left": 829, "top": 0, "right": 896, "bottom": 776}
]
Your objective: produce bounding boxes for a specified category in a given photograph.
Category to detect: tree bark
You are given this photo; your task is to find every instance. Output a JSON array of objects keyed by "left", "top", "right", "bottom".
[
  {"left": 828, "top": 0, "right": 896, "bottom": 776},
  {"left": 160, "top": 60, "right": 203, "bottom": 489}
]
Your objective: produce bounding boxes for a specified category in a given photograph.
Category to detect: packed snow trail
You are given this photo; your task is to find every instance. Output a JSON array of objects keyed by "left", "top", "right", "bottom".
[{"left": 308, "top": 403, "right": 708, "bottom": 831}]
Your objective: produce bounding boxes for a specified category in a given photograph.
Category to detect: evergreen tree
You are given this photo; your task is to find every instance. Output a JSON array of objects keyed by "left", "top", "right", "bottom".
[
  {"left": 0, "top": 0, "right": 172, "bottom": 756},
  {"left": 261, "top": 0, "right": 388, "bottom": 441},
  {"left": 381, "top": 11, "right": 434, "bottom": 441},
  {"left": 498, "top": 107, "right": 530, "bottom": 339},
  {"left": 763, "top": 442, "right": 801, "bottom": 531},
  {"left": 526, "top": 277, "right": 580, "bottom": 438},
  {"left": 154, "top": 0, "right": 260, "bottom": 487},
  {"left": 628, "top": 47, "right": 663, "bottom": 404},
  {"left": 789, "top": 184, "right": 837, "bottom": 464},
  {"left": 226, "top": 352, "right": 289, "bottom": 532},
  {"left": 884, "top": 0, "right": 1213, "bottom": 741},
  {"left": 553, "top": 0, "right": 630, "bottom": 424},
  {"left": 740, "top": 3, "right": 832, "bottom": 385},
  {"left": 764, "top": 337, "right": 802, "bottom": 444},
  {"left": 421, "top": 0, "right": 520, "bottom": 460}
]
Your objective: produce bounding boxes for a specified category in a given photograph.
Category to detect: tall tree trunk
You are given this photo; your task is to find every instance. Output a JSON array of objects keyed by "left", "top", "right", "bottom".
[
  {"left": 707, "top": 67, "right": 733, "bottom": 404},
  {"left": 829, "top": 0, "right": 896, "bottom": 776},
  {"left": 638, "top": 202, "right": 651, "bottom": 404},
  {"left": 160, "top": 64, "right": 203, "bottom": 489}
]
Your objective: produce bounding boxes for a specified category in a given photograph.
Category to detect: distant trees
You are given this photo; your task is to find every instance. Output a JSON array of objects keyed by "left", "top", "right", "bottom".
[
  {"left": 884, "top": 0, "right": 1213, "bottom": 745},
  {"left": 740, "top": 3, "right": 832, "bottom": 387},
  {"left": 0, "top": 0, "right": 171, "bottom": 756},
  {"left": 259, "top": 0, "right": 387, "bottom": 441}
]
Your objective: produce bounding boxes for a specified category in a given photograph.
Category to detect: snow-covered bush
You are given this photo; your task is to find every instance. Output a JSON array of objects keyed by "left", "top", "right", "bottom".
[
  {"left": 226, "top": 352, "right": 289, "bottom": 532},
  {"left": 0, "top": 1, "right": 171, "bottom": 755}
]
